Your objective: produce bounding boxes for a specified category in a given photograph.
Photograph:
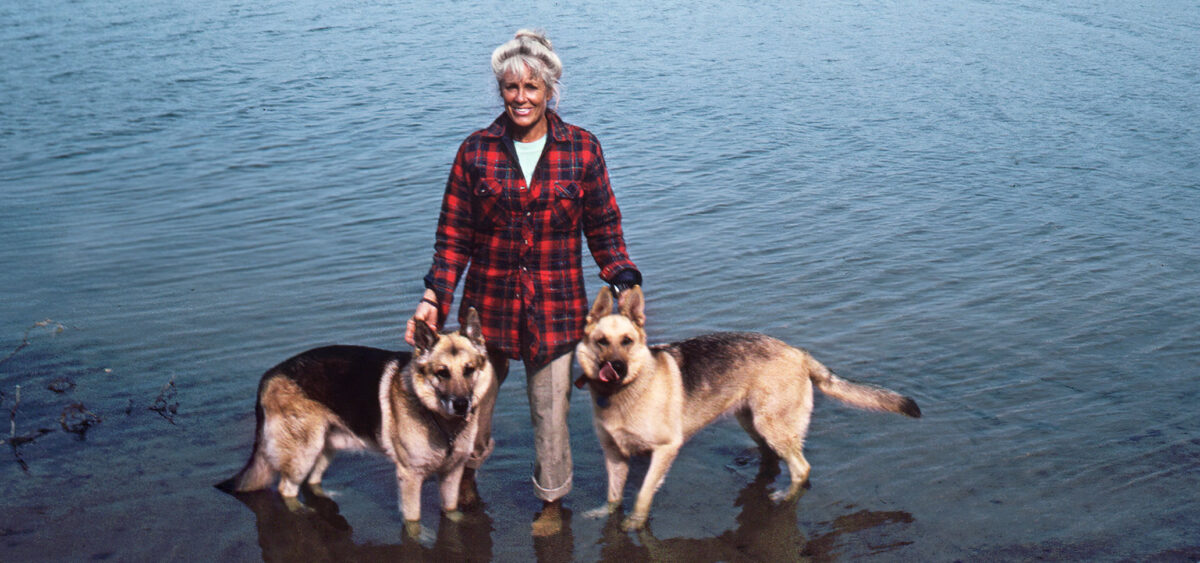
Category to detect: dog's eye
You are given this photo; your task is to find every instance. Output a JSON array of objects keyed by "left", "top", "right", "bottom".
[
  {"left": 435, "top": 367, "right": 451, "bottom": 379},
  {"left": 621, "top": 336, "right": 634, "bottom": 347},
  {"left": 463, "top": 365, "right": 475, "bottom": 378},
  {"left": 597, "top": 337, "right": 609, "bottom": 347}
]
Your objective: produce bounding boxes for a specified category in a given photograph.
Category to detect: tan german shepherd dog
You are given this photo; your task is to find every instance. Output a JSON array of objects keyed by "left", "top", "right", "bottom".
[
  {"left": 216, "top": 309, "right": 493, "bottom": 534},
  {"left": 574, "top": 287, "right": 921, "bottom": 530}
]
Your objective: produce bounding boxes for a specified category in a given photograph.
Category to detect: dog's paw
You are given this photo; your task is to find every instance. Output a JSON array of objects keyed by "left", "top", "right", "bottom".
[
  {"left": 620, "top": 513, "right": 648, "bottom": 531},
  {"left": 282, "top": 496, "right": 314, "bottom": 515},
  {"left": 403, "top": 519, "right": 424, "bottom": 540},
  {"left": 583, "top": 502, "right": 619, "bottom": 520},
  {"left": 442, "top": 509, "right": 464, "bottom": 523},
  {"left": 305, "top": 483, "right": 330, "bottom": 499}
]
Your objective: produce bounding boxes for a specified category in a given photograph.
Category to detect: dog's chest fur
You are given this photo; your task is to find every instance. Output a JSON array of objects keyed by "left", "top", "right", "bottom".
[
  {"left": 594, "top": 351, "right": 685, "bottom": 456},
  {"left": 379, "top": 365, "right": 477, "bottom": 474}
]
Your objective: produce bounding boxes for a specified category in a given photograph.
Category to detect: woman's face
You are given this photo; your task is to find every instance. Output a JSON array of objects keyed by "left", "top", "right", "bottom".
[{"left": 500, "top": 66, "right": 549, "bottom": 142}]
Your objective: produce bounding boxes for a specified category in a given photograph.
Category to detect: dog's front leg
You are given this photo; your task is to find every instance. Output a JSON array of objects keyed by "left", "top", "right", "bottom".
[
  {"left": 438, "top": 462, "right": 466, "bottom": 522},
  {"left": 585, "top": 439, "right": 629, "bottom": 520},
  {"left": 624, "top": 442, "right": 681, "bottom": 531},
  {"left": 396, "top": 468, "right": 424, "bottom": 537}
]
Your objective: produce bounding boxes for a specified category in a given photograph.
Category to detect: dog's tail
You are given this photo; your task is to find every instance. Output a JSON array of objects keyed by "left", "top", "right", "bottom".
[
  {"left": 807, "top": 356, "right": 921, "bottom": 418},
  {"left": 215, "top": 401, "right": 275, "bottom": 493}
]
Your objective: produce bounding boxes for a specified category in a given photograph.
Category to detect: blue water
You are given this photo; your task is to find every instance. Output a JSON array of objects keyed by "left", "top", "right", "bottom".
[{"left": 2, "top": 0, "right": 1198, "bottom": 560}]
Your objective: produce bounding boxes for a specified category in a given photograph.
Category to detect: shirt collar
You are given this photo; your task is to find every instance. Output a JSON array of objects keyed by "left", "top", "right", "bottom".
[{"left": 484, "top": 109, "right": 569, "bottom": 143}]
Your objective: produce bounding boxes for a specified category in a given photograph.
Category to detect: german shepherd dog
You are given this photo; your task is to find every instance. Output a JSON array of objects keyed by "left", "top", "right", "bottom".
[
  {"left": 574, "top": 287, "right": 921, "bottom": 530},
  {"left": 216, "top": 309, "right": 493, "bottom": 533}
]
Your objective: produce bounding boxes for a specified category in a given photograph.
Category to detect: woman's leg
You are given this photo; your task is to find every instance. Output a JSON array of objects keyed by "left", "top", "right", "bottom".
[{"left": 525, "top": 350, "right": 575, "bottom": 502}]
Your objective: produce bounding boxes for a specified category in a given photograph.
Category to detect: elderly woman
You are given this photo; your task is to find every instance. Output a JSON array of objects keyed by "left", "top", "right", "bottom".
[{"left": 405, "top": 29, "right": 640, "bottom": 535}]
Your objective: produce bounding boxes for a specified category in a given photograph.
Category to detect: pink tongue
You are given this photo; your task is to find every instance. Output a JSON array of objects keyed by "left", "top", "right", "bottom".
[{"left": 599, "top": 363, "right": 618, "bottom": 383}]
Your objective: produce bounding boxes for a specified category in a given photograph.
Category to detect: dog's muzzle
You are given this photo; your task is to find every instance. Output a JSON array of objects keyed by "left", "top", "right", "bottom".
[
  {"left": 442, "top": 396, "right": 472, "bottom": 417},
  {"left": 601, "top": 360, "right": 626, "bottom": 382},
  {"left": 574, "top": 359, "right": 628, "bottom": 390}
]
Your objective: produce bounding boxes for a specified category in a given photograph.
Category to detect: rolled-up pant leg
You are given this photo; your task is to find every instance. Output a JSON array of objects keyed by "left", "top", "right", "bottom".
[
  {"left": 525, "top": 350, "right": 574, "bottom": 502},
  {"left": 467, "top": 349, "right": 510, "bottom": 469}
]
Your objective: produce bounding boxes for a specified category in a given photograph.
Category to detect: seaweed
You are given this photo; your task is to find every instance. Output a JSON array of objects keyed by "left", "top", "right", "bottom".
[
  {"left": 2, "top": 320, "right": 183, "bottom": 471},
  {"left": 149, "top": 377, "right": 179, "bottom": 425},
  {"left": 2, "top": 386, "right": 56, "bottom": 472}
]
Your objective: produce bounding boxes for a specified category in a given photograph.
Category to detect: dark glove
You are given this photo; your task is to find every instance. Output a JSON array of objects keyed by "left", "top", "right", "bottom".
[{"left": 609, "top": 269, "right": 642, "bottom": 295}]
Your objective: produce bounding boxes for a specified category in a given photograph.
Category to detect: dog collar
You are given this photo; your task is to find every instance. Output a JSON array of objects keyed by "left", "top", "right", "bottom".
[{"left": 575, "top": 374, "right": 618, "bottom": 407}]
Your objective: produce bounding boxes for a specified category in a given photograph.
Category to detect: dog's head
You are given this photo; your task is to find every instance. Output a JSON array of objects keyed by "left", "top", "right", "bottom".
[
  {"left": 575, "top": 285, "right": 651, "bottom": 392},
  {"left": 410, "top": 307, "right": 492, "bottom": 420}
]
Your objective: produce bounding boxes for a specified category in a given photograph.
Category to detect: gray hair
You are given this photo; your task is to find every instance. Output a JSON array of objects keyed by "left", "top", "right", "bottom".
[{"left": 491, "top": 29, "right": 563, "bottom": 103}]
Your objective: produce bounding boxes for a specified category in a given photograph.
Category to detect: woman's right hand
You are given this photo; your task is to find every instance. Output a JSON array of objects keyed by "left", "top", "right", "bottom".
[{"left": 405, "top": 290, "right": 440, "bottom": 346}]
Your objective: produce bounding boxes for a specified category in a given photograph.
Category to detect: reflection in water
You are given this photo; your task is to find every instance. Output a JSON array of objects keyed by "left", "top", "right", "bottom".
[
  {"left": 532, "top": 507, "right": 575, "bottom": 563},
  {"left": 591, "top": 476, "right": 914, "bottom": 561},
  {"left": 217, "top": 472, "right": 912, "bottom": 561},
  {"left": 223, "top": 486, "right": 494, "bottom": 562}
]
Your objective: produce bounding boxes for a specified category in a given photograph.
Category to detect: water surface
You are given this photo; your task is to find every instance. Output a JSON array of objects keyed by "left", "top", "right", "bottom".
[{"left": 2, "top": 0, "right": 1198, "bottom": 560}]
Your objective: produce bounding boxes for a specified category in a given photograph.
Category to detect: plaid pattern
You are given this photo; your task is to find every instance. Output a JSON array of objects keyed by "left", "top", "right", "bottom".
[{"left": 424, "top": 110, "right": 638, "bottom": 365}]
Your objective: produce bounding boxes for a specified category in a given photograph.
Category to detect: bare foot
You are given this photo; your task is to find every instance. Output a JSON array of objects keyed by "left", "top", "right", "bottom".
[
  {"left": 458, "top": 467, "right": 481, "bottom": 509},
  {"left": 531, "top": 500, "right": 564, "bottom": 537}
]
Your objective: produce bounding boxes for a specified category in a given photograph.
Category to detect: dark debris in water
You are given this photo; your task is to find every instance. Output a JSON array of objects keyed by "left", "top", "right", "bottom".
[
  {"left": 59, "top": 402, "right": 102, "bottom": 437},
  {"left": 3, "top": 384, "right": 56, "bottom": 472},
  {"left": 0, "top": 319, "right": 67, "bottom": 370},
  {"left": 149, "top": 378, "right": 179, "bottom": 425},
  {"left": 2, "top": 319, "right": 183, "bottom": 471},
  {"left": 47, "top": 377, "right": 76, "bottom": 394}
]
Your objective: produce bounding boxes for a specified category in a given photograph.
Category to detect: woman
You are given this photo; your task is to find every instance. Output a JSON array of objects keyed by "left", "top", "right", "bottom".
[{"left": 405, "top": 29, "right": 640, "bottom": 535}]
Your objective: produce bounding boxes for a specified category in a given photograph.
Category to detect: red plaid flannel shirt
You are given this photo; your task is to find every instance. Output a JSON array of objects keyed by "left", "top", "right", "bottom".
[{"left": 423, "top": 110, "right": 638, "bottom": 366}]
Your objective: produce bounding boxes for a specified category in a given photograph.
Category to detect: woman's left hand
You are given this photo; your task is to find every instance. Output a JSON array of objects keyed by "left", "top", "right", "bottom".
[{"left": 405, "top": 291, "right": 439, "bottom": 346}]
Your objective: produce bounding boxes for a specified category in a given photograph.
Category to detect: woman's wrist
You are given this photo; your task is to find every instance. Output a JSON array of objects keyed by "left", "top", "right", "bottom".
[{"left": 420, "top": 289, "right": 439, "bottom": 307}]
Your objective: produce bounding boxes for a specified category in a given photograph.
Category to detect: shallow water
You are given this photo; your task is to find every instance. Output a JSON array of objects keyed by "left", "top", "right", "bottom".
[{"left": 2, "top": 0, "right": 1198, "bottom": 560}]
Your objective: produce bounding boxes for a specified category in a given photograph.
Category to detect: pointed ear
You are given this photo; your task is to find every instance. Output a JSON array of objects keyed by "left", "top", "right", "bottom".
[
  {"left": 463, "top": 307, "right": 485, "bottom": 347},
  {"left": 412, "top": 318, "right": 438, "bottom": 353},
  {"left": 586, "top": 286, "right": 615, "bottom": 325},
  {"left": 617, "top": 285, "right": 646, "bottom": 328}
]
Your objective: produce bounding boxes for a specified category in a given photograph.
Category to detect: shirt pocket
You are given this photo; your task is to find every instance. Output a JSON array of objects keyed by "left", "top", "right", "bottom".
[
  {"left": 550, "top": 181, "right": 583, "bottom": 231},
  {"left": 472, "top": 179, "right": 508, "bottom": 229}
]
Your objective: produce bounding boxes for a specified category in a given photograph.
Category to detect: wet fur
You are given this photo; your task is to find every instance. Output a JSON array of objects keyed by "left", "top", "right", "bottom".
[
  {"left": 216, "top": 309, "right": 494, "bottom": 528},
  {"left": 575, "top": 287, "right": 920, "bottom": 530}
]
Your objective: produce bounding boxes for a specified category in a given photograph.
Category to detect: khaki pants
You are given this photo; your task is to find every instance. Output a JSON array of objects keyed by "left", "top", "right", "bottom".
[{"left": 469, "top": 348, "right": 574, "bottom": 502}]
